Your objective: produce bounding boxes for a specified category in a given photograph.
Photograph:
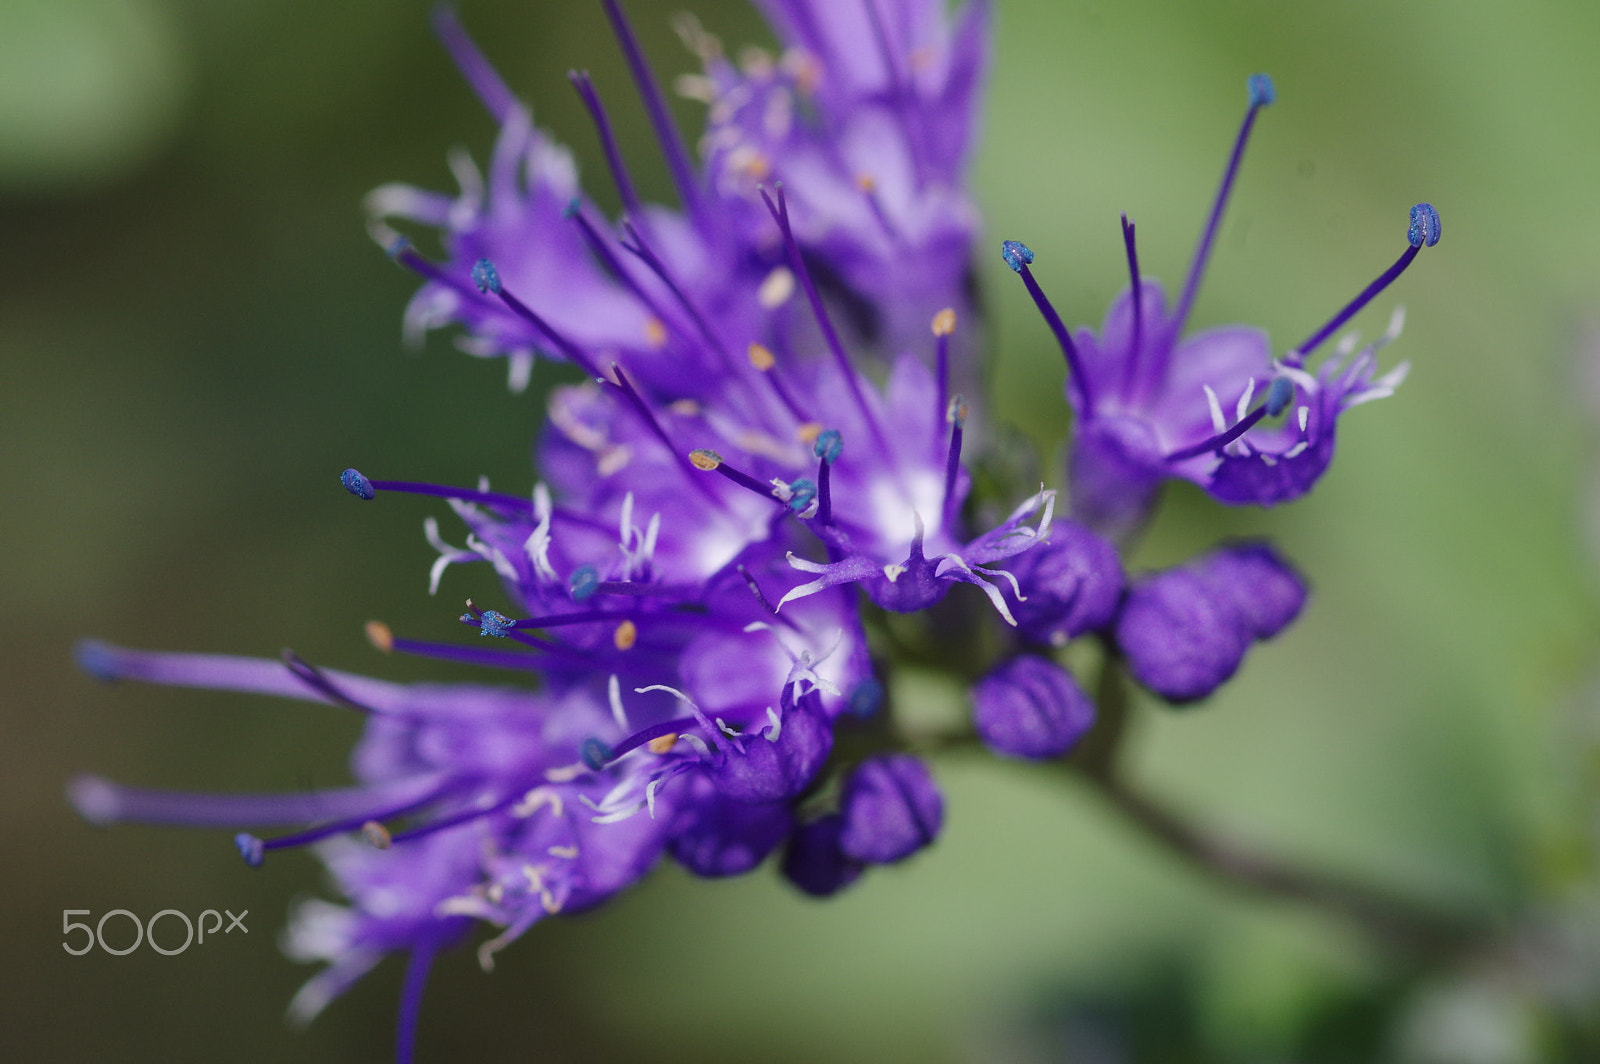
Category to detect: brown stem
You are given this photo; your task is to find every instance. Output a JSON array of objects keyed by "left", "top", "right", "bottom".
[{"left": 1071, "top": 660, "right": 1484, "bottom": 962}]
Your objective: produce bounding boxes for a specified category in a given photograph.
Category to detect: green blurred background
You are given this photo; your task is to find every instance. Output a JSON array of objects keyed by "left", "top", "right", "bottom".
[{"left": 4, "top": 0, "right": 1598, "bottom": 1060}]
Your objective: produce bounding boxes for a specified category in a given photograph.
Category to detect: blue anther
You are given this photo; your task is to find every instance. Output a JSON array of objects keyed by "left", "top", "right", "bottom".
[
  {"left": 471, "top": 258, "right": 502, "bottom": 294},
  {"left": 1408, "top": 203, "right": 1441, "bottom": 248},
  {"left": 813, "top": 429, "right": 843, "bottom": 465},
  {"left": 386, "top": 235, "right": 411, "bottom": 261},
  {"left": 234, "top": 833, "right": 265, "bottom": 868},
  {"left": 74, "top": 640, "right": 118, "bottom": 683},
  {"left": 563, "top": 196, "right": 582, "bottom": 220},
  {"left": 581, "top": 737, "right": 614, "bottom": 771},
  {"left": 1001, "top": 240, "right": 1035, "bottom": 273},
  {"left": 340, "top": 468, "right": 375, "bottom": 501},
  {"left": 569, "top": 564, "right": 600, "bottom": 602},
  {"left": 1265, "top": 376, "right": 1295, "bottom": 417},
  {"left": 478, "top": 610, "right": 515, "bottom": 638},
  {"left": 1247, "top": 73, "right": 1276, "bottom": 107},
  {"left": 786, "top": 478, "right": 818, "bottom": 514},
  {"left": 847, "top": 677, "right": 885, "bottom": 718}
]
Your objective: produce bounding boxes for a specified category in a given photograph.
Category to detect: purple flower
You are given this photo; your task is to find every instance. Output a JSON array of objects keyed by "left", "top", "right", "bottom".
[
  {"left": 1001, "top": 518, "right": 1124, "bottom": 646},
  {"left": 1004, "top": 75, "right": 1437, "bottom": 538},
  {"left": 972, "top": 655, "right": 1096, "bottom": 760},
  {"left": 1114, "top": 541, "right": 1307, "bottom": 703}
]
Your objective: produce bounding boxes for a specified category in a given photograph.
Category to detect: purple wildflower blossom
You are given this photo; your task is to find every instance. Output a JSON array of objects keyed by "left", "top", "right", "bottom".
[
  {"left": 1004, "top": 75, "right": 1437, "bottom": 538},
  {"left": 972, "top": 654, "right": 1096, "bottom": 760}
]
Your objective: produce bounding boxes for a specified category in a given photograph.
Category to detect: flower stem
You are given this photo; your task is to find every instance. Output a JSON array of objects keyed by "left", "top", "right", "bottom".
[{"left": 1069, "top": 659, "right": 1484, "bottom": 961}]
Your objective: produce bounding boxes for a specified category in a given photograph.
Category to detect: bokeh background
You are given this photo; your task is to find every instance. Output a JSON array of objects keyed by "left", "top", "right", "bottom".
[{"left": 5, "top": 0, "right": 1599, "bottom": 1060}]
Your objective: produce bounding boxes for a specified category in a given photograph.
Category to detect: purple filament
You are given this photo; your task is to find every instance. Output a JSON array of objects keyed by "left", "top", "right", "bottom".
[
  {"left": 1171, "top": 93, "right": 1269, "bottom": 336},
  {"left": 599, "top": 0, "right": 702, "bottom": 216},
  {"left": 1290, "top": 243, "right": 1420, "bottom": 362},
  {"left": 568, "top": 70, "right": 644, "bottom": 219},
  {"left": 1016, "top": 263, "right": 1094, "bottom": 413},
  {"left": 430, "top": 7, "right": 517, "bottom": 124}
]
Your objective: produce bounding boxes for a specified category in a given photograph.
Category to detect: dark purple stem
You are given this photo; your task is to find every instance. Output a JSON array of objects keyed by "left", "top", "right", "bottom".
[
  {"left": 368, "top": 479, "right": 534, "bottom": 516},
  {"left": 1291, "top": 244, "right": 1420, "bottom": 361},
  {"left": 395, "top": 939, "right": 437, "bottom": 1064},
  {"left": 1171, "top": 99, "right": 1266, "bottom": 336},
  {"left": 599, "top": 0, "right": 702, "bottom": 216},
  {"left": 568, "top": 70, "right": 644, "bottom": 220},
  {"left": 430, "top": 6, "right": 516, "bottom": 124},
  {"left": 492, "top": 287, "right": 603, "bottom": 378},
  {"left": 1164, "top": 405, "right": 1267, "bottom": 463},
  {"left": 1119, "top": 213, "right": 1145, "bottom": 402},
  {"left": 1017, "top": 263, "right": 1094, "bottom": 413}
]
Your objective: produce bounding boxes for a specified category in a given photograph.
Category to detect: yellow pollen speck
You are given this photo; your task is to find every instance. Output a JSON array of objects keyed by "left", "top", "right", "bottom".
[
  {"left": 796, "top": 422, "right": 823, "bottom": 444},
  {"left": 743, "top": 153, "right": 770, "bottom": 180},
  {"left": 365, "top": 621, "right": 394, "bottom": 653},
  {"left": 747, "top": 342, "right": 776, "bottom": 371},
  {"left": 947, "top": 396, "right": 969, "bottom": 424},
  {"left": 932, "top": 308, "right": 957, "bottom": 336},
  {"left": 855, "top": 173, "right": 876, "bottom": 193},
  {"left": 689, "top": 449, "right": 723, "bottom": 471},
  {"left": 361, "top": 821, "right": 392, "bottom": 849},
  {"left": 647, "top": 734, "right": 679, "bottom": 754},
  {"left": 613, "top": 619, "right": 638, "bottom": 650},
  {"left": 669, "top": 398, "right": 701, "bottom": 417},
  {"left": 644, "top": 317, "right": 668, "bottom": 348}
]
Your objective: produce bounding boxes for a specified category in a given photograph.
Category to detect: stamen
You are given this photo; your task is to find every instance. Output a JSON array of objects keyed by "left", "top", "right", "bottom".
[
  {"left": 1004, "top": 241, "right": 1095, "bottom": 413},
  {"left": 1165, "top": 405, "right": 1269, "bottom": 462},
  {"left": 605, "top": 363, "right": 723, "bottom": 504},
  {"left": 377, "top": 632, "right": 551, "bottom": 673},
  {"left": 477, "top": 610, "right": 515, "bottom": 638},
  {"left": 430, "top": 6, "right": 517, "bottom": 123},
  {"left": 1265, "top": 376, "right": 1295, "bottom": 417},
  {"left": 814, "top": 428, "right": 841, "bottom": 525},
  {"left": 570, "top": 565, "right": 601, "bottom": 602},
  {"left": 581, "top": 738, "right": 615, "bottom": 771},
  {"left": 1289, "top": 203, "right": 1439, "bottom": 361},
  {"left": 759, "top": 184, "right": 891, "bottom": 453},
  {"left": 235, "top": 833, "right": 265, "bottom": 868},
  {"left": 943, "top": 396, "right": 967, "bottom": 528},
  {"left": 786, "top": 478, "right": 818, "bottom": 515},
  {"left": 610, "top": 716, "right": 696, "bottom": 759},
  {"left": 281, "top": 649, "right": 377, "bottom": 714},
  {"left": 338, "top": 469, "right": 534, "bottom": 516},
  {"left": 932, "top": 308, "right": 955, "bottom": 442},
  {"left": 361, "top": 820, "right": 393, "bottom": 850},
  {"left": 1171, "top": 73, "right": 1276, "bottom": 336},
  {"left": 687, "top": 448, "right": 781, "bottom": 501},
  {"left": 567, "top": 205, "right": 681, "bottom": 333},
  {"left": 599, "top": 0, "right": 703, "bottom": 216},
  {"left": 472, "top": 257, "right": 603, "bottom": 377},
  {"left": 341, "top": 468, "right": 375, "bottom": 500},
  {"left": 617, "top": 222, "right": 736, "bottom": 372},
  {"left": 1119, "top": 213, "right": 1145, "bottom": 401},
  {"left": 568, "top": 70, "right": 643, "bottom": 219},
  {"left": 366, "top": 621, "right": 394, "bottom": 653}
]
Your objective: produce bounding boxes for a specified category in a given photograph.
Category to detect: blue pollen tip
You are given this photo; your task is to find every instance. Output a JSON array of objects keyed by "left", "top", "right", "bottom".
[
  {"left": 340, "top": 468, "right": 375, "bottom": 500},
  {"left": 563, "top": 196, "right": 582, "bottom": 220},
  {"left": 848, "top": 677, "right": 885, "bottom": 718},
  {"left": 581, "top": 737, "right": 614, "bottom": 771},
  {"left": 385, "top": 235, "right": 411, "bottom": 260},
  {"left": 813, "top": 429, "right": 843, "bottom": 465},
  {"left": 1248, "top": 73, "right": 1276, "bottom": 107},
  {"left": 569, "top": 565, "right": 601, "bottom": 602},
  {"left": 1408, "top": 202, "right": 1441, "bottom": 248},
  {"left": 471, "top": 258, "right": 502, "bottom": 294},
  {"left": 478, "top": 610, "right": 515, "bottom": 638},
  {"left": 786, "top": 478, "right": 818, "bottom": 514},
  {"left": 234, "top": 833, "right": 265, "bottom": 868},
  {"left": 1265, "top": 376, "right": 1295, "bottom": 417},
  {"left": 1001, "top": 240, "right": 1034, "bottom": 273},
  {"left": 74, "top": 640, "right": 118, "bottom": 683}
]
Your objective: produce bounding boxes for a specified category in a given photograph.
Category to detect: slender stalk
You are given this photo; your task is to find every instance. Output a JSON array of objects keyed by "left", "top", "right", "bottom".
[{"left": 1069, "top": 658, "right": 1483, "bottom": 961}]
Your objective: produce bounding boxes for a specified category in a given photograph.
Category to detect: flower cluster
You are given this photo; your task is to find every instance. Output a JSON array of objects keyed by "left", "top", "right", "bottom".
[{"left": 70, "top": 3, "right": 1436, "bottom": 1060}]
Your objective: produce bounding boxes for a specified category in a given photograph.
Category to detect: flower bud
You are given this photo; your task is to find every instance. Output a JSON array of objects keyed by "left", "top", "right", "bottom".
[
  {"left": 782, "top": 814, "right": 862, "bottom": 897},
  {"left": 1004, "top": 519, "right": 1123, "bottom": 645},
  {"left": 972, "top": 656, "right": 1096, "bottom": 759},
  {"left": 838, "top": 755, "right": 943, "bottom": 864}
]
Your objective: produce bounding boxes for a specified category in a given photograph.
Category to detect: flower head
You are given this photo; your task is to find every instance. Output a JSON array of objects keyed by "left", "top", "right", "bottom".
[{"left": 1006, "top": 76, "right": 1435, "bottom": 538}]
